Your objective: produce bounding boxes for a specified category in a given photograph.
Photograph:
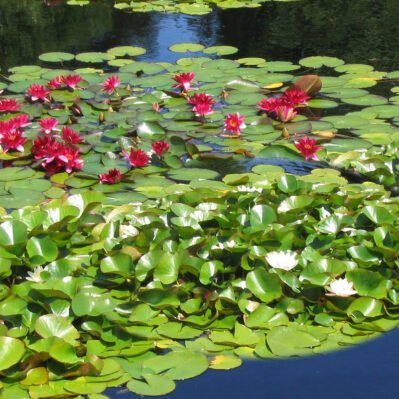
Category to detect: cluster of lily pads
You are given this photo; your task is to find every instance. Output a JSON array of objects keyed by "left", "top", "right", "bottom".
[
  {"left": 46, "top": 0, "right": 298, "bottom": 15},
  {"left": 2, "top": 44, "right": 399, "bottom": 397}
]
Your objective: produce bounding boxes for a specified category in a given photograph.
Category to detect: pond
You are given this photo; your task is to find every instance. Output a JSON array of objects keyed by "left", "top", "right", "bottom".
[
  {"left": 1, "top": 1, "right": 399, "bottom": 398},
  {"left": 2, "top": 0, "right": 399, "bottom": 71}
]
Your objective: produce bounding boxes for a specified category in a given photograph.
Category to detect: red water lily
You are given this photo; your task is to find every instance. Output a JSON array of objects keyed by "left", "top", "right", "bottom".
[
  {"left": 0, "top": 120, "right": 12, "bottom": 137},
  {"left": 32, "top": 135, "right": 58, "bottom": 160},
  {"left": 276, "top": 105, "right": 297, "bottom": 123},
  {"left": 1, "top": 130, "right": 26, "bottom": 152},
  {"left": 10, "top": 114, "right": 31, "bottom": 129},
  {"left": 224, "top": 113, "right": 246, "bottom": 135},
  {"left": 123, "top": 148, "right": 150, "bottom": 168},
  {"left": 32, "top": 132, "right": 83, "bottom": 174},
  {"left": 39, "top": 118, "right": 60, "bottom": 134},
  {"left": 27, "top": 84, "right": 50, "bottom": 102},
  {"left": 102, "top": 76, "right": 121, "bottom": 94},
  {"left": 58, "top": 147, "right": 83, "bottom": 173},
  {"left": 173, "top": 72, "right": 195, "bottom": 92},
  {"left": 62, "top": 75, "right": 82, "bottom": 89},
  {"left": 48, "top": 75, "right": 64, "bottom": 89},
  {"left": 257, "top": 97, "right": 284, "bottom": 113},
  {"left": 152, "top": 140, "right": 170, "bottom": 156},
  {"left": 188, "top": 93, "right": 216, "bottom": 117},
  {"left": 257, "top": 88, "right": 310, "bottom": 122},
  {"left": 0, "top": 99, "right": 21, "bottom": 112},
  {"left": 294, "top": 136, "right": 323, "bottom": 161},
  {"left": 99, "top": 168, "right": 122, "bottom": 184},
  {"left": 62, "top": 126, "right": 82, "bottom": 146},
  {"left": 283, "top": 88, "right": 310, "bottom": 107}
]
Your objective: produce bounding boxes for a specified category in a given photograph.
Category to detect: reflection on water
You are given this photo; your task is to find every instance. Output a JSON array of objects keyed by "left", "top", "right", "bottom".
[
  {"left": 219, "top": 0, "right": 399, "bottom": 70},
  {"left": 106, "top": 329, "right": 399, "bottom": 399},
  {"left": 1, "top": 0, "right": 399, "bottom": 71}
]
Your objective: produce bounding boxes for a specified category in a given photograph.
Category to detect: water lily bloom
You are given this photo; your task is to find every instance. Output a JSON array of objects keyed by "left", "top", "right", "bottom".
[
  {"left": 257, "top": 97, "right": 284, "bottom": 113},
  {"left": 192, "top": 102, "right": 214, "bottom": 117},
  {"left": 276, "top": 105, "right": 297, "bottom": 123},
  {"left": 102, "top": 75, "right": 121, "bottom": 94},
  {"left": 32, "top": 135, "right": 82, "bottom": 173},
  {"left": 188, "top": 92, "right": 216, "bottom": 116},
  {"left": 282, "top": 88, "right": 310, "bottom": 107},
  {"left": 173, "top": 72, "right": 195, "bottom": 92},
  {"left": 120, "top": 224, "right": 139, "bottom": 239},
  {"left": 188, "top": 92, "right": 215, "bottom": 106},
  {"left": 294, "top": 136, "right": 323, "bottom": 161},
  {"left": 62, "top": 75, "right": 82, "bottom": 89},
  {"left": 32, "top": 135, "right": 58, "bottom": 160},
  {"left": 39, "top": 117, "right": 60, "bottom": 134},
  {"left": 326, "top": 277, "right": 357, "bottom": 297},
  {"left": 26, "top": 265, "right": 48, "bottom": 283},
  {"left": 0, "top": 120, "right": 12, "bottom": 137},
  {"left": 27, "top": 84, "right": 50, "bottom": 102},
  {"left": 1, "top": 130, "right": 26, "bottom": 152},
  {"left": 99, "top": 168, "right": 122, "bottom": 184},
  {"left": 0, "top": 99, "right": 21, "bottom": 112},
  {"left": 152, "top": 140, "right": 170, "bottom": 156},
  {"left": 235, "top": 185, "right": 262, "bottom": 193},
  {"left": 10, "top": 114, "right": 31, "bottom": 129},
  {"left": 48, "top": 75, "right": 64, "bottom": 89},
  {"left": 62, "top": 126, "right": 82, "bottom": 145},
  {"left": 58, "top": 147, "right": 83, "bottom": 173},
  {"left": 224, "top": 113, "right": 246, "bottom": 135},
  {"left": 265, "top": 250, "right": 298, "bottom": 271},
  {"left": 123, "top": 148, "right": 150, "bottom": 168}
]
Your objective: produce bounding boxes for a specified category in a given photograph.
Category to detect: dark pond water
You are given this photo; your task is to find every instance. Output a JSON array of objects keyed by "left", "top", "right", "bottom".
[
  {"left": 2, "top": 0, "right": 399, "bottom": 72},
  {"left": 2, "top": 1, "right": 399, "bottom": 397},
  {"left": 108, "top": 328, "right": 399, "bottom": 399}
]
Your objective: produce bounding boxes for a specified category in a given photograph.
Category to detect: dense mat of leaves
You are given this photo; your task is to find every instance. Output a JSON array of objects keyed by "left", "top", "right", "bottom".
[
  {"left": 1, "top": 47, "right": 399, "bottom": 210},
  {"left": 1, "top": 171, "right": 399, "bottom": 397},
  {"left": 1, "top": 45, "right": 399, "bottom": 397}
]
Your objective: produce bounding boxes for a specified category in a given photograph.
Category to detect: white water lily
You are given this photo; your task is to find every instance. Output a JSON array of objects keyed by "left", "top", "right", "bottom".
[
  {"left": 211, "top": 239, "right": 236, "bottom": 250},
  {"left": 235, "top": 185, "right": 262, "bottom": 193},
  {"left": 119, "top": 224, "right": 139, "bottom": 239},
  {"left": 265, "top": 250, "right": 298, "bottom": 271},
  {"left": 26, "top": 266, "right": 48, "bottom": 283},
  {"left": 326, "top": 277, "right": 357, "bottom": 297}
]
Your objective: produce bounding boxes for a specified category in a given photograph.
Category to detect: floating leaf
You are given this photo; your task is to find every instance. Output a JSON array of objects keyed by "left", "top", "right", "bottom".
[{"left": 0, "top": 337, "right": 25, "bottom": 371}]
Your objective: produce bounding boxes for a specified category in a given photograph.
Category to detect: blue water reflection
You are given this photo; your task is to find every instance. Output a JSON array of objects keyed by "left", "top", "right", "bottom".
[{"left": 107, "top": 329, "right": 399, "bottom": 399}]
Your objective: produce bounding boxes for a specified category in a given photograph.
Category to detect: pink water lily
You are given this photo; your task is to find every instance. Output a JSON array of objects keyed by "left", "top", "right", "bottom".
[
  {"left": 276, "top": 105, "right": 297, "bottom": 123},
  {"left": 152, "top": 140, "right": 170, "bottom": 156},
  {"left": 48, "top": 75, "right": 64, "bottom": 89},
  {"left": 39, "top": 118, "right": 60, "bottom": 134},
  {"left": 58, "top": 147, "right": 83, "bottom": 173},
  {"left": 294, "top": 136, "right": 323, "bottom": 161},
  {"left": 0, "top": 99, "right": 21, "bottom": 112},
  {"left": 123, "top": 148, "right": 150, "bottom": 168},
  {"left": 9, "top": 115, "right": 31, "bottom": 129},
  {"left": 27, "top": 84, "right": 50, "bottom": 102},
  {"left": 257, "top": 88, "right": 310, "bottom": 122},
  {"left": 102, "top": 75, "right": 121, "bottom": 94},
  {"left": 62, "top": 126, "right": 82, "bottom": 145},
  {"left": 257, "top": 97, "right": 284, "bottom": 113},
  {"left": 173, "top": 72, "right": 195, "bottom": 92},
  {"left": 99, "top": 168, "right": 122, "bottom": 184},
  {"left": 62, "top": 75, "right": 82, "bottom": 89},
  {"left": 224, "top": 113, "right": 246, "bottom": 135},
  {"left": 1, "top": 130, "right": 26, "bottom": 152},
  {"left": 188, "top": 93, "right": 216, "bottom": 117},
  {"left": 283, "top": 88, "right": 310, "bottom": 107}
]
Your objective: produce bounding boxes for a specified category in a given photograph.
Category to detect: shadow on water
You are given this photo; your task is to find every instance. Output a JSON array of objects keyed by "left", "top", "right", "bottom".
[{"left": 106, "top": 328, "right": 399, "bottom": 399}]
